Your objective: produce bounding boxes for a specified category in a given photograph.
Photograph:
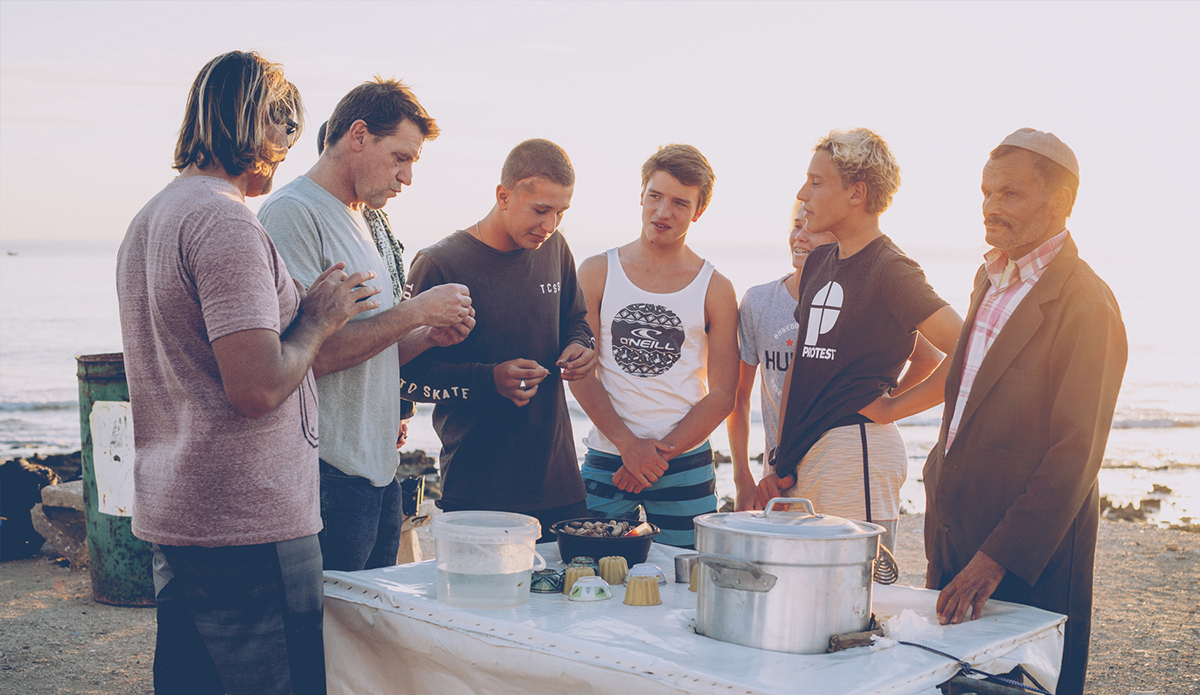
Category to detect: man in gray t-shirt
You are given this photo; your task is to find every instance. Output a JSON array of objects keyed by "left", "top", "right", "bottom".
[
  {"left": 726, "top": 203, "right": 834, "bottom": 511},
  {"left": 736, "top": 278, "right": 799, "bottom": 458},
  {"left": 260, "top": 77, "right": 475, "bottom": 572}
]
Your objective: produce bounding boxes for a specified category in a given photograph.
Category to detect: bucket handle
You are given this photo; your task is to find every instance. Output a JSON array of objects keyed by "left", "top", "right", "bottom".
[
  {"left": 761, "top": 497, "right": 818, "bottom": 518},
  {"left": 532, "top": 548, "right": 546, "bottom": 572}
]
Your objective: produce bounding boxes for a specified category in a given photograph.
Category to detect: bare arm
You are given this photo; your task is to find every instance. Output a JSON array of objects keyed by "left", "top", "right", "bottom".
[
  {"left": 893, "top": 332, "right": 943, "bottom": 396},
  {"left": 776, "top": 345, "right": 795, "bottom": 443},
  {"left": 213, "top": 264, "right": 379, "bottom": 419},
  {"left": 312, "top": 283, "right": 473, "bottom": 378},
  {"left": 659, "top": 271, "right": 740, "bottom": 455},
  {"left": 756, "top": 331, "right": 799, "bottom": 508},
  {"left": 858, "top": 305, "right": 962, "bottom": 424},
  {"left": 725, "top": 360, "right": 759, "bottom": 511},
  {"left": 394, "top": 306, "right": 477, "bottom": 368}
]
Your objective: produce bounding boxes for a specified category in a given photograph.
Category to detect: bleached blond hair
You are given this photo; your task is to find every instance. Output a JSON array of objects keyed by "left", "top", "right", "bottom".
[
  {"left": 814, "top": 128, "right": 900, "bottom": 215},
  {"left": 173, "top": 51, "right": 303, "bottom": 177}
]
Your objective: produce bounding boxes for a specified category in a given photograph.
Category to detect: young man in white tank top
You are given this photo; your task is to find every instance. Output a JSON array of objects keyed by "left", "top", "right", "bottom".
[{"left": 569, "top": 145, "right": 739, "bottom": 548}]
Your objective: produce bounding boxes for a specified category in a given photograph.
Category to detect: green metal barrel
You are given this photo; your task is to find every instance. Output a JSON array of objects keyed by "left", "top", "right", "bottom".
[{"left": 77, "top": 353, "right": 155, "bottom": 606}]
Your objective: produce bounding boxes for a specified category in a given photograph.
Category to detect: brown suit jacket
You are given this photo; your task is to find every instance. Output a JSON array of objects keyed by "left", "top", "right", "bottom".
[{"left": 923, "top": 235, "right": 1126, "bottom": 692}]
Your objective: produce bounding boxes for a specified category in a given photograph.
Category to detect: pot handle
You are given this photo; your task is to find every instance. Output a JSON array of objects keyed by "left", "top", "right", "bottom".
[
  {"left": 696, "top": 553, "right": 778, "bottom": 593},
  {"left": 762, "top": 497, "right": 818, "bottom": 517},
  {"left": 872, "top": 544, "right": 898, "bottom": 585}
]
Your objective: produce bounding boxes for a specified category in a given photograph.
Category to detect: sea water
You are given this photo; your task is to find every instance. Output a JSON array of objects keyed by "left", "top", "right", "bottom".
[
  {"left": 435, "top": 567, "right": 532, "bottom": 608},
  {"left": 3, "top": 240, "right": 1199, "bottom": 526}
]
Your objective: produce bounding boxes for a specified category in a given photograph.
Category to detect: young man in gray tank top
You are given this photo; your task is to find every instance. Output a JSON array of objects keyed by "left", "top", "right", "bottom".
[{"left": 570, "top": 145, "right": 740, "bottom": 548}]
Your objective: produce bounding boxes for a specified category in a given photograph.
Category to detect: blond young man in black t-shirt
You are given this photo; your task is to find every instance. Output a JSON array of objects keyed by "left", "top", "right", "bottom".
[{"left": 756, "top": 129, "right": 963, "bottom": 552}]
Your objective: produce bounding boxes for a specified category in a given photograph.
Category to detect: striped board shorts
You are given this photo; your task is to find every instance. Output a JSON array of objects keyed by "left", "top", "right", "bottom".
[{"left": 580, "top": 444, "right": 718, "bottom": 548}]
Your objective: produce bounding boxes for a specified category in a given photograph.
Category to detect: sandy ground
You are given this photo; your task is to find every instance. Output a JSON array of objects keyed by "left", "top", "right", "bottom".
[{"left": 1, "top": 515, "right": 1196, "bottom": 694}]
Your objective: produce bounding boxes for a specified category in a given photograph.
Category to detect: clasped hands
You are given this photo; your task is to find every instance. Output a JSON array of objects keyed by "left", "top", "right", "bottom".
[{"left": 612, "top": 438, "right": 677, "bottom": 494}]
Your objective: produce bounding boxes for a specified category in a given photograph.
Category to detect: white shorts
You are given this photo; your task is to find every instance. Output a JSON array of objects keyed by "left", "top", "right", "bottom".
[{"left": 781, "top": 422, "right": 907, "bottom": 523}]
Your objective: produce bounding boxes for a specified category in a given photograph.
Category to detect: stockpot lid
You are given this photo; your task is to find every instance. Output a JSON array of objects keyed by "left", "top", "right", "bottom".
[{"left": 695, "top": 498, "right": 883, "bottom": 540}]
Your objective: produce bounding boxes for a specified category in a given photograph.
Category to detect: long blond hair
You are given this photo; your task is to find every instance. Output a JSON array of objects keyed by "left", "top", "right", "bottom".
[{"left": 173, "top": 51, "right": 303, "bottom": 177}]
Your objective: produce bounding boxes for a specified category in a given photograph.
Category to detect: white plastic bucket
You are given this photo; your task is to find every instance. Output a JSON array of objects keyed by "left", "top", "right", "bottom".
[{"left": 431, "top": 511, "right": 545, "bottom": 608}]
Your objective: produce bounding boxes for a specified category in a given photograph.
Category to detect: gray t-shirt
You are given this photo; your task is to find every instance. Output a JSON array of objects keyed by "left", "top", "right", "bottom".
[
  {"left": 737, "top": 275, "right": 798, "bottom": 456},
  {"left": 117, "top": 175, "right": 321, "bottom": 547},
  {"left": 259, "top": 176, "right": 402, "bottom": 486}
]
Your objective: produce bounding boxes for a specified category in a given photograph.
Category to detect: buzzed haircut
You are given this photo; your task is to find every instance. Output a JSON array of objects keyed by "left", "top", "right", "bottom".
[
  {"left": 500, "top": 139, "right": 575, "bottom": 190},
  {"left": 173, "top": 50, "right": 303, "bottom": 177},
  {"left": 641, "top": 144, "right": 716, "bottom": 211},
  {"left": 324, "top": 76, "right": 438, "bottom": 149},
  {"left": 989, "top": 144, "right": 1080, "bottom": 217},
  {"left": 814, "top": 128, "right": 901, "bottom": 215}
]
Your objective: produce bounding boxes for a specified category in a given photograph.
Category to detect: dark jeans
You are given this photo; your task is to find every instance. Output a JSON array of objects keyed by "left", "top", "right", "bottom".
[
  {"left": 153, "top": 536, "right": 325, "bottom": 695},
  {"left": 318, "top": 459, "right": 403, "bottom": 571},
  {"left": 437, "top": 499, "right": 588, "bottom": 543}
]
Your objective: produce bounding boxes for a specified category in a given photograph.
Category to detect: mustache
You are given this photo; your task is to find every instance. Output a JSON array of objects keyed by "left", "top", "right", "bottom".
[{"left": 984, "top": 216, "right": 1012, "bottom": 229}]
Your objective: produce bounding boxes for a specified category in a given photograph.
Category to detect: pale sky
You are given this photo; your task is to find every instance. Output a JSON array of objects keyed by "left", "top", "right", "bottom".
[{"left": 1, "top": 0, "right": 1198, "bottom": 262}]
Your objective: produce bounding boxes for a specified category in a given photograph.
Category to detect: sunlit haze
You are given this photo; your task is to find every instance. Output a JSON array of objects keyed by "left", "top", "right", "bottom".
[
  {"left": 1, "top": 1, "right": 1199, "bottom": 527},
  {"left": 2, "top": 1, "right": 1199, "bottom": 378},
  {"left": 2, "top": 1, "right": 1197, "bottom": 261}
]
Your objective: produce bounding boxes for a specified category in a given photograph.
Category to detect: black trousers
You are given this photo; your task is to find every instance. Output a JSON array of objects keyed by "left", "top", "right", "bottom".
[{"left": 153, "top": 535, "right": 326, "bottom": 695}]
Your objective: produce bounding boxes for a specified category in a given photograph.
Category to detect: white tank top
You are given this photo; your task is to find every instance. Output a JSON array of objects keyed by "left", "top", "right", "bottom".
[{"left": 584, "top": 247, "right": 714, "bottom": 454}]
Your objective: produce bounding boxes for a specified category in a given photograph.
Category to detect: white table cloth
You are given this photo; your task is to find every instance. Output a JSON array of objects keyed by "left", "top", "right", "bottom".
[{"left": 324, "top": 543, "right": 1063, "bottom": 694}]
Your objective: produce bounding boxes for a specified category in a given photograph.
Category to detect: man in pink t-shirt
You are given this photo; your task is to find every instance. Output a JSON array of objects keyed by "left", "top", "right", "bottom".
[{"left": 117, "top": 51, "right": 377, "bottom": 695}]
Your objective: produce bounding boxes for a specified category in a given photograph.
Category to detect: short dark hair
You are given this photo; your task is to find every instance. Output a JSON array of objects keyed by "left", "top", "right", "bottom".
[
  {"left": 500, "top": 139, "right": 575, "bottom": 190},
  {"left": 173, "top": 51, "right": 303, "bottom": 177},
  {"left": 641, "top": 144, "right": 716, "bottom": 211},
  {"left": 989, "top": 144, "right": 1080, "bottom": 216},
  {"left": 325, "top": 76, "right": 438, "bottom": 149},
  {"left": 317, "top": 121, "right": 328, "bottom": 155}
]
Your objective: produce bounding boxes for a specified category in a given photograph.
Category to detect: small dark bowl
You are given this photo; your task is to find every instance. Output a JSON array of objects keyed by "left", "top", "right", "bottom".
[{"left": 550, "top": 518, "right": 660, "bottom": 567}]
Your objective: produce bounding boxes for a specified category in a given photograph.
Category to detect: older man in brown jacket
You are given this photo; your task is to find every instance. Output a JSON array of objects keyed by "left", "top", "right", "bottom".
[{"left": 923, "top": 129, "right": 1127, "bottom": 695}]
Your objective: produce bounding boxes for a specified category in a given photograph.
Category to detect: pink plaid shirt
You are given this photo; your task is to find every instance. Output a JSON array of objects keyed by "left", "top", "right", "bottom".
[{"left": 945, "top": 230, "right": 1068, "bottom": 452}]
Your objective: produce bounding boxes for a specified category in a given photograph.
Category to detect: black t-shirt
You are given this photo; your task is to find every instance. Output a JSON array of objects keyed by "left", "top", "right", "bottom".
[
  {"left": 399, "top": 230, "right": 592, "bottom": 512},
  {"left": 774, "top": 235, "right": 948, "bottom": 478}
]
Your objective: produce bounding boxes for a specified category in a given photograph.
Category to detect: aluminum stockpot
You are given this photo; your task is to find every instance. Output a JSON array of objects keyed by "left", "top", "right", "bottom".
[{"left": 694, "top": 498, "right": 884, "bottom": 654}]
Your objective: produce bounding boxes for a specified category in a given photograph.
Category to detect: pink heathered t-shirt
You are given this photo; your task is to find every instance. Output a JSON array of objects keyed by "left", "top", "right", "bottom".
[{"left": 117, "top": 175, "right": 321, "bottom": 547}]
